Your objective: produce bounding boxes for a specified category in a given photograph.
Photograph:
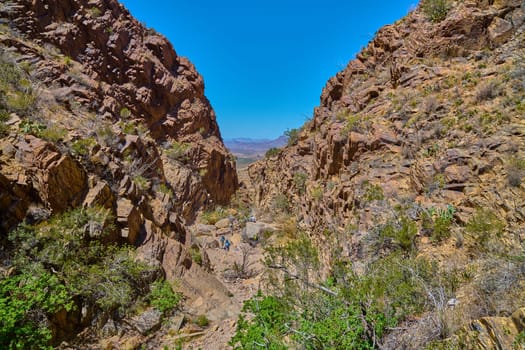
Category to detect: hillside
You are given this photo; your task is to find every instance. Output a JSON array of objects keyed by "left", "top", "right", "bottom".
[
  {"left": 0, "top": 0, "right": 239, "bottom": 348},
  {"left": 245, "top": 0, "right": 525, "bottom": 348},
  {"left": 2, "top": 0, "right": 525, "bottom": 349}
]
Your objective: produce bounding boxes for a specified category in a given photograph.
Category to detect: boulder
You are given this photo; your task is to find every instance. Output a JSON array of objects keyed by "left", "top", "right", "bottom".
[
  {"left": 131, "top": 308, "right": 162, "bottom": 335},
  {"left": 243, "top": 222, "right": 273, "bottom": 240},
  {"left": 488, "top": 17, "right": 513, "bottom": 45},
  {"left": 116, "top": 198, "right": 142, "bottom": 244},
  {"left": 214, "top": 217, "right": 231, "bottom": 229}
]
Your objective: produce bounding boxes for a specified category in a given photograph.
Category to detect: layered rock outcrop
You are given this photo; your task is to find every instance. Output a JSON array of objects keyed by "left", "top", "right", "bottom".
[
  {"left": 0, "top": 0, "right": 237, "bottom": 239},
  {"left": 0, "top": 0, "right": 238, "bottom": 344},
  {"left": 249, "top": 2, "right": 525, "bottom": 347}
]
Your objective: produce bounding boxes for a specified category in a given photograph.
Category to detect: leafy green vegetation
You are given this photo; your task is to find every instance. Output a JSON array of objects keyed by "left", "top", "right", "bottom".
[
  {"left": 265, "top": 147, "right": 281, "bottom": 158},
  {"left": 231, "top": 236, "right": 442, "bottom": 349},
  {"left": 1, "top": 207, "right": 173, "bottom": 348},
  {"left": 465, "top": 208, "right": 505, "bottom": 252},
  {"left": 422, "top": 205, "right": 456, "bottom": 243},
  {"left": 285, "top": 128, "right": 300, "bottom": 146},
  {"left": 148, "top": 280, "right": 181, "bottom": 314}
]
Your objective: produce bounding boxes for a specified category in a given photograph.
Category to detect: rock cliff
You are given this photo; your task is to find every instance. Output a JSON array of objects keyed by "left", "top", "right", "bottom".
[
  {"left": 0, "top": 0, "right": 237, "bottom": 236},
  {"left": 0, "top": 0, "right": 238, "bottom": 345},
  {"left": 249, "top": 0, "right": 525, "bottom": 348}
]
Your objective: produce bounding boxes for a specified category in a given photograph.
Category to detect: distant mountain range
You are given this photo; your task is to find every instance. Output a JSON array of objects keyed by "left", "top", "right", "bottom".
[{"left": 224, "top": 136, "right": 288, "bottom": 158}]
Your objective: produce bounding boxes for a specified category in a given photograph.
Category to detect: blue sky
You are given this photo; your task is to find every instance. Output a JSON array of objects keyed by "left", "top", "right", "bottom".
[{"left": 120, "top": 0, "right": 417, "bottom": 139}]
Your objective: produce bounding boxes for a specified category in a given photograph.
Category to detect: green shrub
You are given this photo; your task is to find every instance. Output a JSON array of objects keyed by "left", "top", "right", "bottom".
[
  {"left": 119, "top": 107, "right": 131, "bottom": 119},
  {"left": 422, "top": 205, "right": 455, "bottom": 243},
  {"left": 231, "top": 237, "right": 437, "bottom": 349},
  {"left": 38, "top": 125, "right": 67, "bottom": 142},
  {"left": 0, "top": 270, "right": 74, "bottom": 350},
  {"left": 200, "top": 207, "right": 227, "bottom": 225},
  {"left": 133, "top": 174, "right": 151, "bottom": 192},
  {"left": 148, "top": 280, "right": 181, "bottom": 314},
  {"left": 195, "top": 315, "right": 209, "bottom": 327},
  {"left": 421, "top": 0, "right": 449, "bottom": 22},
  {"left": 380, "top": 216, "right": 418, "bottom": 252},
  {"left": 272, "top": 194, "right": 290, "bottom": 213},
  {"left": 5, "top": 207, "right": 162, "bottom": 346},
  {"left": 293, "top": 171, "right": 308, "bottom": 195},
  {"left": 165, "top": 141, "right": 190, "bottom": 162},
  {"left": 363, "top": 181, "right": 385, "bottom": 202},
  {"left": 514, "top": 331, "right": 525, "bottom": 349},
  {"left": 71, "top": 137, "right": 96, "bottom": 157},
  {"left": 285, "top": 128, "right": 300, "bottom": 146},
  {"left": 265, "top": 147, "right": 281, "bottom": 158},
  {"left": 465, "top": 208, "right": 505, "bottom": 252}
]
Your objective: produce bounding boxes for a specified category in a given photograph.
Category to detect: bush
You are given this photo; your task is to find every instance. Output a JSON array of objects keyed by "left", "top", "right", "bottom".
[
  {"left": 71, "top": 137, "right": 96, "bottom": 157},
  {"left": 272, "top": 194, "right": 290, "bottom": 213},
  {"left": 200, "top": 207, "right": 228, "bottom": 225},
  {"left": 195, "top": 314, "right": 209, "bottom": 327},
  {"left": 231, "top": 236, "right": 439, "bottom": 349},
  {"left": 148, "top": 280, "right": 181, "bottom": 314},
  {"left": 293, "top": 171, "right": 308, "bottom": 195},
  {"left": 465, "top": 208, "right": 505, "bottom": 252},
  {"left": 421, "top": 0, "right": 449, "bottom": 22},
  {"left": 0, "top": 270, "right": 74, "bottom": 350},
  {"left": 380, "top": 216, "right": 418, "bottom": 252},
  {"left": 476, "top": 81, "right": 500, "bottom": 102},
  {"left": 507, "top": 156, "right": 525, "bottom": 187},
  {"left": 285, "top": 128, "right": 300, "bottom": 146},
  {"left": 4, "top": 207, "right": 163, "bottom": 346},
  {"left": 265, "top": 147, "right": 281, "bottom": 158},
  {"left": 165, "top": 141, "right": 190, "bottom": 162}
]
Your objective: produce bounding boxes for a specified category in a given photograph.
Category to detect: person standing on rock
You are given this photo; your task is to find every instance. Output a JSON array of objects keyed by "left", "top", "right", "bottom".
[
  {"left": 220, "top": 235, "right": 225, "bottom": 248},
  {"left": 224, "top": 239, "right": 231, "bottom": 252}
]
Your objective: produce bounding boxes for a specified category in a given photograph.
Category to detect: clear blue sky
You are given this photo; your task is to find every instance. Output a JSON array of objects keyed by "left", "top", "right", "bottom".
[{"left": 120, "top": 0, "right": 417, "bottom": 139}]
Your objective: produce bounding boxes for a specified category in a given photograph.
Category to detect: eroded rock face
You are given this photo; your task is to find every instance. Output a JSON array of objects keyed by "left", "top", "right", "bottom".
[
  {"left": 0, "top": 0, "right": 237, "bottom": 231},
  {"left": 249, "top": 0, "right": 525, "bottom": 285},
  {"left": 0, "top": 0, "right": 238, "bottom": 343}
]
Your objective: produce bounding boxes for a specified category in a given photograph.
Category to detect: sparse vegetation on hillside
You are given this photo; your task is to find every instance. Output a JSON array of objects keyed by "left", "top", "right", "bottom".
[{"left": 421, "top": 0, "right": 449, "bottom": 22}]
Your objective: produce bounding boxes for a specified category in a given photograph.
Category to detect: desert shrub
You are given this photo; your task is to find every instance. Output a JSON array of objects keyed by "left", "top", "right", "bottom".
[
  {"left": 272, "top": 193, "right": 290, "bottom": 213},
  {"left": 133, "top": 174, "right": 151, "bottom": 192},
  {"left": 421, "top": 0, "right": 449, "bottom": 22},
  {"left": 38, "top": 124, "right": 67, "bottom": 142},
  {"left": 311, "top": 186, "right": 323, "bottom": 201},
  {"left": 515, "top": 331, "right": 525, "bottom": 350},
  {"left": 265, "top": 147, "right": 281, "bottom": 158},
  {"left": 476, "top": 81, "right": 500, "bottom": 102},
  {"left": 71, "top": 137, "right": 96, "bottom": 157},
  {"left": 363, "top": 181, "right": 385, "bottom": 202},
  {"left": 507, "top": 156, "right": 525, "bottom": 187},
  {"left": 190, "top": 246, "right": 203, "bottom": 265},
  {"left": 293, "top": 171, "right": 308, "bottom": 195},
  {"left": 195, "top": 315, "right": 209, "bottom": 327},
  {"left": 4, "top": 207, "right": 164, "bottom": 347},
  {"left": 465, "top": 208, "right": 505, "bottom": 252},
  {"left": 201, "top": 206, "right": 228, "bottom": 225},
  {"left": 165, "top": 141, "right": 190, "bottom": 162},
  {"left": 231, "top": 237, "right": 439, "bottom": 349},
  {"left": 380, "top": 216, "right": 418, "bottom": 253},
  {"left": 119, "top": 107, "right": 131, "bottom": 119},
  {"left": 148, "top": 280, "right": 181, "bottom": 314},
  {"left": 0, "top": 270, "right": 74, "bottom": 350},
  {"left": 421, "top": 205, "right": 455, "bottom": 243},
  {"left": 285, "top": 128, "right": 300, "bottom": 146}
]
